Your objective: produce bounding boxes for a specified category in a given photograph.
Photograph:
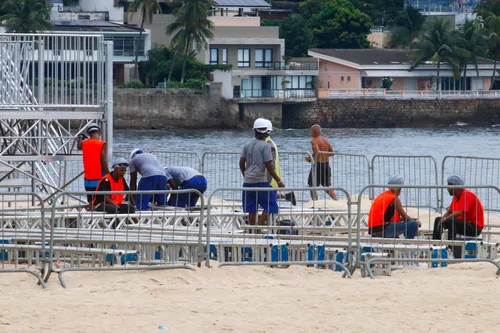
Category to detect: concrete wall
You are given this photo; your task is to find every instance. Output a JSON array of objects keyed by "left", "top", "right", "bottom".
[
  {"left": 283, "top": 98, "right": 500, "bottom": 128},
  {"left": 113, "top": 84, "right": 239, "bottom": 129},
  {"left": 367, "top": 32, "right": 392, "bottom": 49}
]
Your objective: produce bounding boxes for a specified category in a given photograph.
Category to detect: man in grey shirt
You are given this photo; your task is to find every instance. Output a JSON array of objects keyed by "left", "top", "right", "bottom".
[
  {"left": 165, "top": 166, "right": 207, "bottom": 208},
  {"left": 239, "top": 118, "right": 285, "bottom": 227},
  {"left": 129, "top": 149, "right": 168, "bottom": 210}
]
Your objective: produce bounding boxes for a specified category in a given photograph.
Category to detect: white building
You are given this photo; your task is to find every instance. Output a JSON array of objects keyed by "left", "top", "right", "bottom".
[{"left": 50, "top": 0, "right": 125, "bottom": 24}]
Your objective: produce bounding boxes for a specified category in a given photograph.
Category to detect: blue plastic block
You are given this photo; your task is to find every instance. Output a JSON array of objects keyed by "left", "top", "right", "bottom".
[
  {"left": 431, "top": 248, "right": 448, "bottom": 268},
  {"left": 464, "top": 242, "right": 478, "bottom": 259},
  {"left": 0, "top": 240, "right": 8, "bottom": 261},
  {"left": 281, "top": 244, "right": 289, "bottom": 262},
  {"left": 317, "top": 245, "right": 326, "bottom": 268},
  {"left": 241, "top": 247, "right": 253, "bottom": 262},
  {"left": 106, "top": 253, "right": 117, "bottom": 264},
  {"left": 271, "top": 245, "right": 279, "bottom": 262},
  {"left": 120, "top": 252, "right": 138, "bottom": 265}
]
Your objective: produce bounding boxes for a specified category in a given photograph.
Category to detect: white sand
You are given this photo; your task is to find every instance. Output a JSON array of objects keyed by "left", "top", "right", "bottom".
[{"left": 1, "top": 263, "right": 499, "bottom": 332}]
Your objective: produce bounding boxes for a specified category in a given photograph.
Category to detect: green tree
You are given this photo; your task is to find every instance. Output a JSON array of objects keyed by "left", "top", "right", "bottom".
[
  {"left": 456, "top": 18, "right": 488, "bottom": 85},
  {"left": 0, "top": 0, "right": 52, "bottom": 33},
  {"left": 129, "top": 0, "right": 163, "bottom": 80},
  {"left": 389, "top": 6, "right": 425, "bottom": 49},
  {"left": 352, "top": 0, "right": 404, "bottom": 27},
  {"left": 166, "top": 0, "right": 215, "bottom": 83},
  {"left": 410, "top": 18, "right": 465, "bottom": 91},
  {"left": 307, "top": 0, "right": 372, "bottom": 49},
  {"left": 476, "top": 0, "right": 500, "bottom": 17},
  {"left": 279, "top": 14, "right": 313, "bottom": 57},
  {"left": 483, "top": 13, "right": 500, "bottom": 89}
]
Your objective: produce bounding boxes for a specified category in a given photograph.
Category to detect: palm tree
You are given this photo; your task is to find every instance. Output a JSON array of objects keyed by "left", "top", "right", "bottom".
[
  {"left": 166, "top": 0, "right": 215, "bottom": 83},
  {"left": 0, "top": 0, "right": 52, "bottom": 33},
  {"left": 483, "top": 12, "right": 500, "bottom": 89},
  {"left": 456, "top": 18, "right": 488, "bottom": 89},
  {"left": 410, "top": 18, "right": 465, "bottom": 91},
  {"left": 129, "top": 0, "right": 163, "bottom": 80}
]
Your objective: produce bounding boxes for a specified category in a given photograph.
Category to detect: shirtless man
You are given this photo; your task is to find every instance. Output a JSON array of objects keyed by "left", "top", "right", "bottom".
[{"left": 305, "top": 124, "right": 337, "bottom": 200}]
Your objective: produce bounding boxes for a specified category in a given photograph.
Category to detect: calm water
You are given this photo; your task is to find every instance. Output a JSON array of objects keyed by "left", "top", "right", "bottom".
[{"left": 114, "top": 126, "right": 500, "bottom": 159}]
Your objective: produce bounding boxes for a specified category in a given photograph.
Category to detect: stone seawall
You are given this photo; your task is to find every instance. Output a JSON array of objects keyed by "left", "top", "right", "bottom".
[
  {"left": 283, "top": 98, "right": 500, "bottom": 128},
  {"left": 113, "top": 84, "right": 239, "bottom": 129}
]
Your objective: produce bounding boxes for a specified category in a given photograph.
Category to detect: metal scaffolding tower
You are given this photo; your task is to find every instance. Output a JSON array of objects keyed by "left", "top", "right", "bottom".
[{"left": 0, "top": 34, "right": 113, "bottom": 204}]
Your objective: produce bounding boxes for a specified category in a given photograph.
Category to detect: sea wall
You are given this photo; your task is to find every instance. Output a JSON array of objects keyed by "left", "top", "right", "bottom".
[
  {"left": 113, "top": 84, "right": 239, "bottom": 129},
  {"left": 283, "top": 98, "right": 500, "bottom": 128}
]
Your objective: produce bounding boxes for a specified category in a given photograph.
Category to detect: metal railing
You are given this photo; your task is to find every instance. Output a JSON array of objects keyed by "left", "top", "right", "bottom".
[
  {"left": 327, "top": 89, "right": 500, "bottom": 99},
  {"left": 239, "top": 89, "right": 315, "bottom": 99},
  {"left": 255, "top": 61, "right": 319, "bottom": 71}
]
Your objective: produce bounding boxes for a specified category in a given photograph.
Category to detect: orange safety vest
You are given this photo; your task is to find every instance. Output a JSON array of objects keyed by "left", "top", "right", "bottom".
[
  {"left": 93, "top": 173, "right": 125, "bottom": 205},
  {"left": 82, "top": 138, "right": 105, "bottom": 180},
  {"left": 368, "top": 190, "right": 400, "bottom": 228}
]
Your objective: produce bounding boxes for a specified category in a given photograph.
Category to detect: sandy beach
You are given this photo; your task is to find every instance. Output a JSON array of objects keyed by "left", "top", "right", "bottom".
[{"left": 1, "top": 263, "right": 499, "bottom": 333}]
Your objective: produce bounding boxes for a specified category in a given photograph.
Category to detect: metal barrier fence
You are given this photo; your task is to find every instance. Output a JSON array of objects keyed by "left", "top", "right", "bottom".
[
  {"left": 43, "top": 189, "right": 203, "bottom": 287},
  {"left": 353, "top": 185, "right": 500, "bottom": 278},
  {"left": 0, "top": 193, "right": 48, "bottom": 288},
  {"left": 442, "top": 156, "right": 500, "bottom": 212},
  {"left": 371, "top": 155, "right": 440, "bottom": 209},
  {"left": 205, "top": 187, "right": 354, "bottom": 277}
]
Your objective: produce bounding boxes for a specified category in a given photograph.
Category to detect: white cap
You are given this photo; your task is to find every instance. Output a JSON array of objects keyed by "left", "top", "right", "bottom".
[
  {"left": 112, "top": 157, "right": 129, "bottom": 168},
  {"left": 253, "top": 118, "right": 269, "bottom": 133},
  {"left": 130, "top": 148, "right": 143, "bottom": 161},
  {"left": 86, "top": 123, "right": 100, "bottom": 133},
  {"left": 447, "top": 174, "right": 465, "bottom": 185},
  {"left": 387, "top": 175, "right": 404, "bottom": 185},
  {"left": 265, "top": 119, "right": 273, "bottom": 132},
  {"left": 253, "top": 118, "right": 270, "bottom": 133}
]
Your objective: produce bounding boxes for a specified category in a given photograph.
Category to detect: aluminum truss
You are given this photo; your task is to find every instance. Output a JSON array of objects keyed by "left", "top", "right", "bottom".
[{"left": 0, "top": 34, "right": 113, "bottom": 203}]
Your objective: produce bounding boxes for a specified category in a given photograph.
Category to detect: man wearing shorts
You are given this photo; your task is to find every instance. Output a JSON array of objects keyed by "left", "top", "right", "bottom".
[
  {"left": 239, "top": 118, "right": 285, "bottom": 226},
  {"left": 305, "top": 124, "right": 337, "bottom": 200}
]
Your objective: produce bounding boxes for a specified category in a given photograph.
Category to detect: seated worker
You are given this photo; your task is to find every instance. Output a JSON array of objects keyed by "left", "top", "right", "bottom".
[
  {"left": 432, "top": 175, "right": 484, "bottom": 257},
  {"left": 165, "top": 166, "right": 207, "bottom": 208},
  {"left": 92, "top": 158, "right": 135, "bottom": 215},
  {"left": 368, "top": 175, "right": 420, "bottom": 239},
  {"left": 129, "top": 149, "right": 168, "bottom": 210}
]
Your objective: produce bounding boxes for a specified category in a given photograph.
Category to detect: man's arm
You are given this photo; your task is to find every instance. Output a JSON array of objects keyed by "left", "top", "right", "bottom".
[
  {"left": 239, "top": 158, "right": 246, "bottom": 177},
  {"left": 130, "top": 172, "right": 138, "bottom": 191},
  {"left": 168, "top": 178, "right": 178, "bottom": 190},
  {"left": 123, "top": 180, "right": 134, "bottom": 205},
  {"left": 264, "top": 161, "right": 284, "bottom": 187},
  {"left": 77, "top": 137, "right": 83, "bottom": 150},
  {"left": 395, "top": 198, "right": 419, "bottom": 224},
  {"left": 100, "top": 143, "right": 110, "bottom": 174}
]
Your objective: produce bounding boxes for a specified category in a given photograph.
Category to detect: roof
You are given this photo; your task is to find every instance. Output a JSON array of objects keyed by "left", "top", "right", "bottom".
[
  {"left": 309, "top": 48, "right": 495, "bottom": 66},
  {"left": 214, "top": 0, "right": 271, "bottom": 8},
  {"left": 50, "top": 20, "right": 144, "bottom": 33}
]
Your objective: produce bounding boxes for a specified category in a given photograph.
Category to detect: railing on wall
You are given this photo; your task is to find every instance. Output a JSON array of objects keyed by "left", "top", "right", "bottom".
[{"left": 327, "top": 89, "right": 500, "bottom": 99}]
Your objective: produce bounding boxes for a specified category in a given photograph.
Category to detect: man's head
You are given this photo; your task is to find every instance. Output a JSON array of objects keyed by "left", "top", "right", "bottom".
[
  {"left": 447, "top": 174, "right": 465, "bottom": 196},
  {"left": 310, "top": 124, "right": 321, "bottom": 138},
  {"left": 130, "top": 149, "right": 144, "bottom": 161},
  {"left": 112, "top": 158, "right": 129, "bottom": 178},
  {"left": 387, "top": 175, "right": 404, "bottom": 196},
  {"left": 86, "top": 123, "right": 100, "bottom": 138},
  {"left": 253, "top": 118, "right": 270, "bottom": 140}
]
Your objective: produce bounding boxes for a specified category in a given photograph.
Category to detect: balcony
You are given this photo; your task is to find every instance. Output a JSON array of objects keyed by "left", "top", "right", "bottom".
[
  {"left": 254, "top": 61, "right": 319, "bottom": 71},
  {"left": 235, "top": 89, "right": 315, "bottom": 99}
]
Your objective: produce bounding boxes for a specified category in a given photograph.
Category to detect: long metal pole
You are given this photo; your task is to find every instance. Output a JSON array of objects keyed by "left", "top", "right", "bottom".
[{"left": 105, "top": 41, "right": 114, "bottom": 160}]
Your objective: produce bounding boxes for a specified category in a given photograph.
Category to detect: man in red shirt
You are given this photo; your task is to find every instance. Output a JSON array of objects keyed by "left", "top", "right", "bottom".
[{"left": 433, "top": 175, "right": 484, "bottom": 256}]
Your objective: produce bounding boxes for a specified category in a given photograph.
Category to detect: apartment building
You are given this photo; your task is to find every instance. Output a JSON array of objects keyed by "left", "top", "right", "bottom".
[{"left": 126, "top": 0, "right": 318, "bottom": 98}]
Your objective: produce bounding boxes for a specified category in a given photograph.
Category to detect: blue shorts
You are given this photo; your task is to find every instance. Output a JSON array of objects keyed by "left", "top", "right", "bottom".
[
  {"left": 169, "top": 176, "right": 207, "bottom": 208},
  {"left": 242, "top": 182, "right": 279, "bottom": 214},
  {"left": 136, "top": 175, "right": 168, "bottom": 210}
]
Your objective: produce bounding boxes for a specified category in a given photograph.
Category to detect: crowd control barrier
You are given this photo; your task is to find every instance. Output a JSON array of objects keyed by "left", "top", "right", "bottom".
[
  {"left": 353, "top": 185, "right": 500, "bottom": 278},
  {"left": 204, "top": 187, "right": 354, "bottom": 277},
  {"left": 44, "top": 190, "right": 204, "bottom": 287},
  {"left": 0, "top": 193, "right": 48, "bottom": 288}
]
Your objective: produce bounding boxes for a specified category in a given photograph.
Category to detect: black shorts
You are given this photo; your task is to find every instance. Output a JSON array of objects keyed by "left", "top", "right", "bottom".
[{"left": 308, "top": 162, "right": 331, "bottom": 187}]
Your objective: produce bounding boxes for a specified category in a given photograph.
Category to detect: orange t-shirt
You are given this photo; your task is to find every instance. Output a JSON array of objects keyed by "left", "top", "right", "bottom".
[{"left": 450, "top": 189, "right": 484, "bottom": 228}]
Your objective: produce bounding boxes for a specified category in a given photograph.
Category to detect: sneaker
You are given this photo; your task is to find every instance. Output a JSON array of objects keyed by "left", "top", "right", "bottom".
[{"left": 284, "top": 192, "right": 297, "bottom": 206}]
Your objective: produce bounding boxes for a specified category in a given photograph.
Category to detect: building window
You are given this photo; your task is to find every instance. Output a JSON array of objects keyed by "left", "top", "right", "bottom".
[
  {"left": 222, "top": 48, "right": 228, "bottom": 64},
  {"left": 238, "top": 49, "right": 250, "bottom": 67},
  {"left": 255, "top": 48, "right": 272, "bottom": 68},
  {"left": 347, "top": 76, "right": 351, "bottom": 82},
  {"left": 104, "top": 36, "right": 145, "bottom": 57},
  {"left": 341, "top": 76, "right": 344, "bottom": 82},
  {"left": 209, "top": 48, "right": 218, "bottom": 65}
]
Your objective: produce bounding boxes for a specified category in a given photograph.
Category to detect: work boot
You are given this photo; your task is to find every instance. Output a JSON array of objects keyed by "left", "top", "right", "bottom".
[{"left": 284, "top": 192, "right": 297, "bottom": 206}]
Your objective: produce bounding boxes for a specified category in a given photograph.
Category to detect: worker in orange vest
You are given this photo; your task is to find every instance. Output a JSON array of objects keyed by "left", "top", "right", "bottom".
[
  {"left": 368, "top": 175, "right": 421, "bottom": 239},
  {"left": 77, "top": 123, "right": 110, "bottom": 205}
]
